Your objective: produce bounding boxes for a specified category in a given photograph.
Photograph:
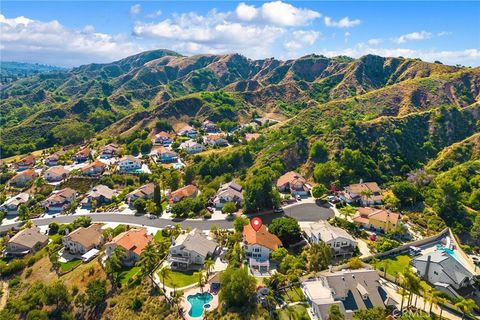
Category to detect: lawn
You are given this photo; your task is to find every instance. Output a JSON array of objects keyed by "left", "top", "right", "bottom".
[
  {"left": 159, "top": 269, "right": 200, "bottom": 288},
  {"left": 118, "top": 266, "right": 141, "bottom": 285},
  {"left": 154, "top": 230, "right": 164, "bottom": 242},
  {"left": 281, "top": 287, "right": 305, "bottom": 303},
  {"left": 373, "top": 254, "right": 411, "bottom": 277},
  {"left": 59, "top": 259, "right": 82, "bottom": 273},
  {"left": 274, "top": 305, "right": 309, "bottom": 320}
]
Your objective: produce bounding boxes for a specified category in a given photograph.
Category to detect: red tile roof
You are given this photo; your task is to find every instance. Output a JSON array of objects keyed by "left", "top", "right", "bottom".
[
  {"left": 243, "top": 224, "right": 282, "bottom": 251},
  {"left": 108, "top": 228, "right": 153, "bottom": 256}
]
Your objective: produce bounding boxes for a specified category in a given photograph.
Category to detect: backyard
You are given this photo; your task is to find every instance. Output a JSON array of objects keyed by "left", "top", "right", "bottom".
[
  {"left": 118, "top": 266, "right": 141, "bottom": 286},
  {"left": 372, "top": 254, "right": 411, "bottom": 277},
  {"left": 59, "top": 259, "right": 82, "bottom": 273},
  {"left": 274, "top": 304, "right": 309, "bottom": 320},
  {"left": 281, "top": 287, "right": 305, "bottom": 303},
  {"left": 160, "top": 269, "right": 201, "bottom": 288}
]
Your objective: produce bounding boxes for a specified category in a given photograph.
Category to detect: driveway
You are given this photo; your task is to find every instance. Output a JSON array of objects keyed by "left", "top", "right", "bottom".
[{"left": 282, "top": 202, "right": 334, "bottom": 222}]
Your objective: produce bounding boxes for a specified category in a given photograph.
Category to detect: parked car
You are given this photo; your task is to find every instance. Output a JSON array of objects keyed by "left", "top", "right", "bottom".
[{"left": 273, "top": 208, "right": 284, "bottom": 213}]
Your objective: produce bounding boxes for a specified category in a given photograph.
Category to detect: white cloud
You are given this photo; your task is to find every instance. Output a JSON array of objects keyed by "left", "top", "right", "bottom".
[
  {"left": 236, "top": 3, "right": 258, "bottom": 21},
  {"left": 130, "top": 4, "right": 141, "bottom": 15},
  {"left": 283, "top": 30, "right": 320, "bottom": 50},
  {"left": 260, "top": 1, "right": 321, "bottom": 26},
  {"left": 133, "top": 11, "right": 284, "bottom": 57},
  {"left": 319, "top": 43, "right": 480, "bottom": 66},
  {"left": 0, "top": 14, "right": 141, "bottom": 66},
  {"left": 146, "top": 10, "right": 162, "bottom": 19},
  {"left": 324, "top": 16, "right": 360, "bottom": 28},
  {"left": 393, "top": 30, "right": 432, "bottom": 44},
  {"left": 367, "top": 38, "right": 383, "bottom": 45}
]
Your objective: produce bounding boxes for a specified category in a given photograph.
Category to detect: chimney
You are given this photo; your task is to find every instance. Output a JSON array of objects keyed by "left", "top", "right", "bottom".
[{"left": 424, "top": 255, "right": 431, "bottom": 282}]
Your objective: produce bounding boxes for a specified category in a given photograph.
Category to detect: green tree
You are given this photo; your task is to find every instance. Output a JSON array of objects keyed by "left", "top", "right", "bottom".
[
  {"left": 313, "top": 161, "right": 342, "bottom": 187},
  {"left": 233, "top": 216, "right": 249, "bottom": 233},
  {"left": 85, "top": 279, "right": 107, "bottom": 310},
  {"left": 153, "top": 182, "right": 162, "bottom": 214},
  {"left": 353, "top": 307, "right": 386, "bottom": 320},
  {"left": 243, "top": 169, "right": 279, "bottom": 213},
  {"left": 158, "top": 267, "right": 171, "bottom": 292},
  {"left": 105, "top": 246, "right": 126, "bottom": 287},
  {"left": 392, "top": 181, "right": 421, "bottom": 208},
  {"left": 204, "top": 258, "right": 214, "bottom": 278},
  {"left": 222, "top": 202, "right": 236, "bottom": 215},
  {"left": 455, "top": 298, "right": 476, "bottom": 319},
  {"left": 44, "top": 281, "right": 71, "bottom": 313},
  {"left": 133, "top": 198, "right": 146, "bottom": 213},
  {"left": 312, "top": 184, "right": 329, "bottom": 199},
  {"left": 51, "top": 122, "right": 94, "bottom": 145},
  {"left": 268, "top": 217, "right": 301, "bottom": 246},
  {"left": 470, "top": 215, "right": 480, "bottom": 241},
  {"left": 138, "top": 241, "right": 159, "bottom": 277},
  {"left": 303, "top": 242, "right": 332, "bottom": 272},
  {"left": 328, "top": 304, "right": 345, "bottom": 320},
  {"left": 219, "top": 267, "right": 256, "bottom": 308},
  {"left": 310, "top": 141, "right": 328, "bottom": 163},
  {"left": 145, "top": 200, "right": 157, "bottom": 215}
]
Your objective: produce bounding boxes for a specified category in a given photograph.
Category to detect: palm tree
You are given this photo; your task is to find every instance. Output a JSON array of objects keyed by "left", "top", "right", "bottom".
[
  {"left": 138, "top": 241, "right": 159, "bottom": 277},
  {"left": 204, "top": 258, "right": 214, "bottom": 278},
  {"left": 360, "top": 189, "right": 374, "bottom": 206},
  {"left": 397, "top": 271, "right": 409, "bottom": 314},
  {"left": 105, "top": 246, "right": 126, "bottom": 288},
  {"left": 436, "top": 296, "right": 448, "bottom": 320},
  {"left": 455, "top": 298, "right": 476, "bottom": 319},
  {"left": 197, "top": 270, "right": 205, "bottom": 292},
  {"left": 158, "top": 266, "right": 171, "bottom": 292}
]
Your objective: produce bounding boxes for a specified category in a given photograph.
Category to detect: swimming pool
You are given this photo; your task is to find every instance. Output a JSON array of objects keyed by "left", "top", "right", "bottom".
[
  {"left": 437, "top": 245, "right": 462, "bottom": 263},
  {"left": 187, "top": 292, "right": 213, "bottom": 318}
]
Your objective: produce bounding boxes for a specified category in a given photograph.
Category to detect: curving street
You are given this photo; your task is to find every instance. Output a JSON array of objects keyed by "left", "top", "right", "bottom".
[{"left": 0, "top": 202, "right": 334, "bottom": 233}]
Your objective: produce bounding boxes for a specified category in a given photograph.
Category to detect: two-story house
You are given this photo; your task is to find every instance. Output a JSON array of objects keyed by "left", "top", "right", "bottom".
[
  {"left": 81, "top": 184, "right": 116, "bottom": 207},
  {"left": 243, "top": 223, "right": 282, "bottom": 272},
  {"left": 81, "top": 160, "right": 107, "bottom": 176},
  {"left": 125, "top": 183, "right": 155, "bottom": 204},
  {"left": 178, "top": 125, "right": 198, "bottom": 138},
  {"left": 74, "top": 147, "right": 90, "bottom": 162},
  {"left": 5, "top": 226, "right": 48, "bottom": 256},
  {"left": 105, "top": 228, "right": 153, "bottom": 266},
  {"left": 43, "top": 188, "right": 76, "bottom": 212},
  {"left": 180, "top": 140, "right": 205, "bottom": 154},
  {"left": 340, "top": 182, "right": 384, "bottom": 206},
  {"left": 100, "top": 143, "right": 121, "bottom": 159},
  {"left": 213, "top": 181, "right": 243, "bottom": 209},
  {"left": 276, "top": 171, "right": 309, "bottom": 196},
  {"left": 44, "top": 166, "right": 69, "bottom": 182},
  {"left": 168, "top": 229, "right": 217, "bottom": 270},
  {"left": 352, "top": 208, "right": 402, "bottom": 233},
  {"left": 154, "top": 131, "right": 173, "bottom": 145},
  {"left": 118, "top": 155, "right": 142, "bottom": 173},
  {"left": 0, "top": 193, "right": 30, "bottom": 214},
  {"left": 201, "top": 120, "right": 218, "bottom": 133},
  {"left": 155, "top": 146, "right": 178, "bottom": 163},
  {"left": 10, "top": 169, "right": 38, "bottom": 187},
  {"left": 62, "top": 224, "right": 104, "bottom": 255},
  {"left": 304, "top": 221, "right": 357, "bottom": 258},
  {"left": 170, "top": 184, "right": 198, "bottom": 203},
  {"left": 15, "top": 155, "right": 35, "bottom": 171}
]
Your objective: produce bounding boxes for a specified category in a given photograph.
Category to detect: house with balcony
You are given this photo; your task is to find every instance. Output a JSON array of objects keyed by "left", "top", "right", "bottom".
[
  {"left": 304, "top": 221, "right": 357, "bottom": 259},
  {"left": 155, "top": 146, "right": 178, "bottom": 163},
  {"left": 204, "top": 134, "right": 228, "bottom": 147},
  {"left": 44, "top": 166, "right": 69, "bottom": 182},
  {"left": 62, "top": 224, "right": 104, "bottom": 255},
  {"left": 168, "top": 229, "right": 217, "bottom": 270},
  {"left": 180, "top": 140, "right": 205, "bottom": 154},
  {"left": 276, "top": 171, "right": 309, "bottom": 196},
  {"left": 178, "top": 125, "right": 198, "bottom": 138},
  {"left": 201, "top": 120, "right": 218, "bottom": 133},
  {"left": 74, "top": 147, "right": 90, "bottom": 162},
  {"left": 243, "top": 223, "right": 282, "bottom": 272},
  {"left": 154, "top": 131, "right": 173, "bottom": 145},
  {"left": 118, "top": 155, "right": 142, "bottom": 173},
  {"left": 81, "top": 160, "right": 107, "bottom": 176},
  {"left": 100, "top": 143, "right": 120, "bottom": 159},
  {"left": 213, "top": 181, "right": 243, "bottom": 209},
  {"left": 5, "top": 226, "right": 48, "bottom": 256},
  {"left": 43, "top": 188, "right": 76, "bottom": 212},
  {"left": 10, "top": 169, "right": 37, "bottom": 187},
  {"left": 339, "top": 182, "right": 384, "bottom": 206},
  {"left": 15, "top": 155, "right": 35, "bottom": 171}
]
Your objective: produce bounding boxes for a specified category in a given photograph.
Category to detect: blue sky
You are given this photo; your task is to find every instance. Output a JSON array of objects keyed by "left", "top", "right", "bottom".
[{"left": 1, "top": 1, "right": 479, "bottom": 67}]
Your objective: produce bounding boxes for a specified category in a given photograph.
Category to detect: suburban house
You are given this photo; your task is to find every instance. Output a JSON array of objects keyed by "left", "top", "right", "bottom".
[
  {"left": 10, "top": 169, "right": 38, "bottom": 187},
  {"left": 180, "top": 140, "right": 205, "bottom": 154},
  {"left": 245, "top": 133, "right": 261, "bottom": 142},
  {"left": 154, "top": 131, "right": 173, "bottom": 145},
  {"left": 170, "top": 184, "right": 198, "bottom": 203},
  {"left": 155, "top": 146, "right": 178, "bottom": 163},
  {"left": 168, "top": 229, "right": 217, "bottom": 270},
  {"left": 45, "top": 152, "right": 62, "bottom": 166},
  {"left": 43, "top": 188, "right": 76, "bottom": 212},
  {"left": 81, "top": 184, "right": 116, "bottom": 207},
  {"left": 412, "top": 250, "right": 475, "bottom": 298},
  {"left": 100, "top": 143, "right": 120, "bottom": 159},
  {"left": 118, "top": 155, "right": 142, "bottom": 173},
  {"left": 105, "top": 228, "right": 153, "bottom": 266},
  {"left": 352, "top": 208, "right": 402, "bottom": 233},
  {"left": 81, "top": 159, "right": 107, "bottom": 176},
  {"left": 201, "top": 120, "right": 218, "bottom": 133},
  {"left": 125, "top": 183, "right": 155, "bottom": 204},
  {"left": 178, "top": 125, "right": 198, "bottom": 138},
  {"left": 243, "top": 224, "right": 282, "bottom": 271},
  {"left": 4, "top": 226, "right": 48, "bottom": 256},
  {"left": 302, "top": 269, "right": 396, "bottom": 320},
  {"left": 213, "top": 181, "right": 243, "bottom": 209},
  {"left": 204, "top": 134, "right": 228, "bottom": 147},
  {"left": 276, "top": 171, "right": 309, "bottom": 196},
  {"left": 340, "top": 182, "right": 384, "bottom": 206},
  {"left": 74, "top": 147, "right": 90, "bottom": 162},
  {"left": 0, "top": 193, "right": 30, "bottom": 214},
  {"left": 44, "top": 166, "right": 69, "bottom": 182},
  {"left": 304, "top": 221, "right": 357, "bottom": 258},
  {"left": 15, "top": 155, "right": 36, "bottom": 170},
  {"left": 62, "top": 224, "right": 104, "bottom": 255}
]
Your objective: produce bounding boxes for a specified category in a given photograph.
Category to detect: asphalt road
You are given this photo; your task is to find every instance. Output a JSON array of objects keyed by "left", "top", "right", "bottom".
[{"left": 0, "top": 202, "right": 334, "bottom": 233}]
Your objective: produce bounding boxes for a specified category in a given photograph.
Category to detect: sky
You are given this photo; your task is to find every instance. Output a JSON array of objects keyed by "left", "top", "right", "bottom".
[{"left": 1, "top": 1, "right": 479, "bottom": 67}]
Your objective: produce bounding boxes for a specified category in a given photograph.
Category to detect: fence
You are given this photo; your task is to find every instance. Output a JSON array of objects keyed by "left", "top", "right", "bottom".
[{"left": 361, "top": 228, "right": 450, "bottom": 262}]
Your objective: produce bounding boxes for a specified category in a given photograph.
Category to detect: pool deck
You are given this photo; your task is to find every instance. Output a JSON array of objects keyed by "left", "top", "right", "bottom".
[{"left": 180, "top": 286, "right": 219, "bottom": 320}]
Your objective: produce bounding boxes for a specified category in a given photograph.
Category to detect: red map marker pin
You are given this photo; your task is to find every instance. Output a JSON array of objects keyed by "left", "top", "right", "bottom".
[{"left": 251, "top": 217, "right": 262, "bottom": 232}]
